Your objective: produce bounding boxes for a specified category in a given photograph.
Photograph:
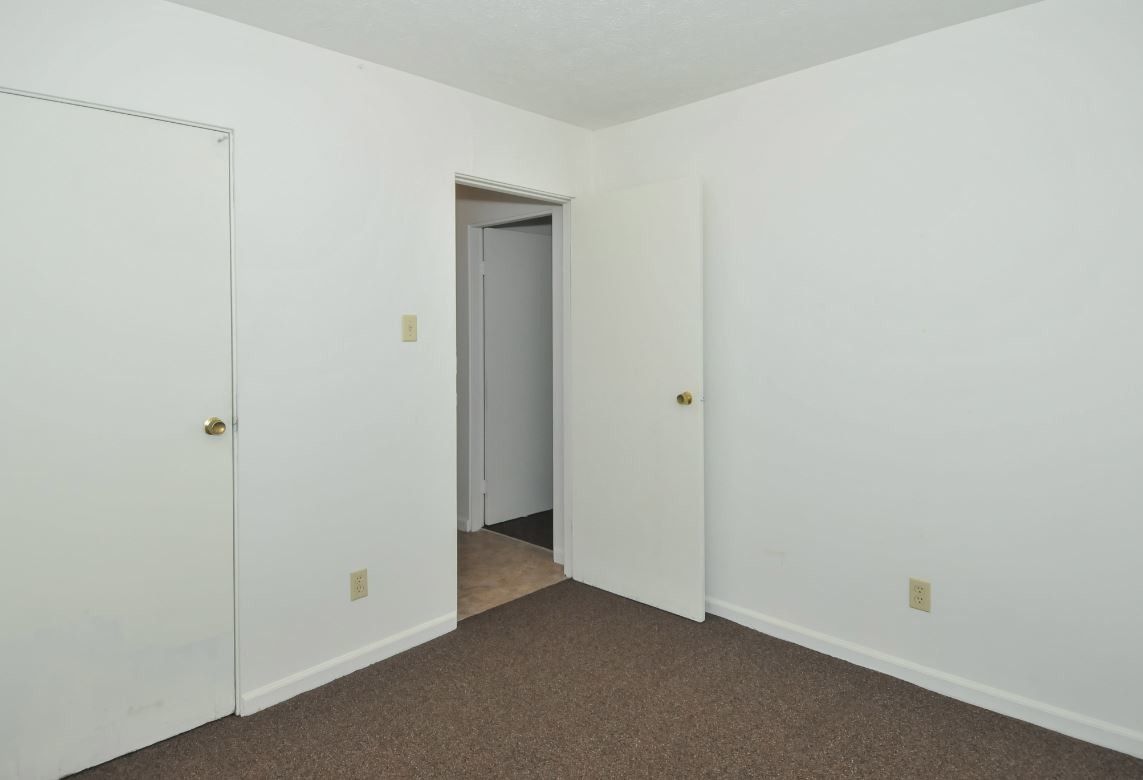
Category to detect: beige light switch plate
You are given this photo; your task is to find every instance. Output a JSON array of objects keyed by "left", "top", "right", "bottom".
[{"left": 401, "top": 314, "right": 418, "bottom": 342}]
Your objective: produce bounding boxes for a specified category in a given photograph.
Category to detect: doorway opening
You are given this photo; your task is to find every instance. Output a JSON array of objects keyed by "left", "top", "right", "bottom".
[{"left": 455, "top": 181, "right": 567, "bottom": 619}]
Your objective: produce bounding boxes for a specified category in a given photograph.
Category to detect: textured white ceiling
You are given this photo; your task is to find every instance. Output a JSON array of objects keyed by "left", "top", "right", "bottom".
[{"left": 166, "top": 0, "right": 1042, "bottom": 129}]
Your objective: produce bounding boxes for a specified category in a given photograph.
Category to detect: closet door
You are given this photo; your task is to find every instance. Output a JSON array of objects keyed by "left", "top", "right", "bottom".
[{"left": 0, "top": 91, "right": 234, "bottom": 778}]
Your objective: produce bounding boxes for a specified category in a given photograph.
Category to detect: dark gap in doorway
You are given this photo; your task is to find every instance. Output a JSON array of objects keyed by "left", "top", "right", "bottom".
[{"left": 485, "top": 510, "right": 553, "bottom": 550}]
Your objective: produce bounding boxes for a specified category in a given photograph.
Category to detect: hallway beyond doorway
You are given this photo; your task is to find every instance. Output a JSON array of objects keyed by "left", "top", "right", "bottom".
[{"left": 457, "top": 530, "right": 564, "bottom": 619}]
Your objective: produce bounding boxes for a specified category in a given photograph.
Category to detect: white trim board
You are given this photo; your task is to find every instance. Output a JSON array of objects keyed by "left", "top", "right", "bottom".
[
  {"left": 0, "top": 85, "right": 233, "bottom": 133},
  {"left": 239, "top": 612, "right": 456, "bottom": 715},
  {"left": 455, "top": 173, "right": 571, "bottom": 204},
  {"left": 706, "top": 597, "right": 1143, "bottom": 760}
]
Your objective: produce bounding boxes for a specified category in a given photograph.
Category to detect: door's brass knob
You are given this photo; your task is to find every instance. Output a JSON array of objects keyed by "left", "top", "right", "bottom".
[
  {"left": 204, "top": 417, "right": 227, "bottom": 436},
  {"left": 676, "top": 391, "right": 694, "bottom": 406}
]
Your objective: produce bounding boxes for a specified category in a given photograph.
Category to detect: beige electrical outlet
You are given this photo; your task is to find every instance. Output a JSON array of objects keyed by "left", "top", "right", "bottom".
[
  {"left": 350, "top": 569, "right": 368, "bottom": 601},
  {"left": 909, "top": 578, "right": 931, "bottom": 612},
  {"left": 401, "top": 314, "right": 418, "bottom": 342}
]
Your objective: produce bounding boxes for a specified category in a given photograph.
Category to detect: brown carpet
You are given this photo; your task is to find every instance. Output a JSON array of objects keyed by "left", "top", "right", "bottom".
[{"left": 77, "top": 581, "right": 1142, "bottom": 779}]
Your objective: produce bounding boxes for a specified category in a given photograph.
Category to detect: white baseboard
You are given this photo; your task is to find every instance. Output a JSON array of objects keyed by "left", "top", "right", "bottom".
[
  {"left": 238, "top": 612, "right": 457, "bottom": 715},
  {"left": 706, "top": 597, "right": 1143, "bottom": 760}
]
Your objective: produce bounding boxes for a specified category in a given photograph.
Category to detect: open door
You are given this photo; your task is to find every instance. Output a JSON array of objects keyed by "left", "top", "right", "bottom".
[{"left": 568, "top": 177, "right": 704, "bottom": 621}]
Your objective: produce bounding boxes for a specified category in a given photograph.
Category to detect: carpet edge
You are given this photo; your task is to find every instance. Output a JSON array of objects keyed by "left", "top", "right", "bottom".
[{"left": 706, "top": 597, "right": 1143, "bottom": 760}]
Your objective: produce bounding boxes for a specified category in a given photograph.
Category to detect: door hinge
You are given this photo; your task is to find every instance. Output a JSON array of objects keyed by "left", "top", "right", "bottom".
[
  {"left": 480, "top": 260, "right": 487, "bottom": 277},
  {"left": 481, "top": 479, "right": 487, "bottom": 495}
]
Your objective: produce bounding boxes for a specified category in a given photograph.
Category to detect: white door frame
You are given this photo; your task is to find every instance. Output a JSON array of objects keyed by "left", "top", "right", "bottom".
[
  {"left": 0, "top": 85, "right": 242, "bottom": 711},
  {"left": 456, "top": 174, "right": 572, "bottom": 572}
]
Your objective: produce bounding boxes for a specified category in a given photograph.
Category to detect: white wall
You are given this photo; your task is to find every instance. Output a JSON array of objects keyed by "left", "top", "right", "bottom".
[
  {"left": 455, "top": 186, "right": 555, "bottom": 529},
  {"left": 593, "top": 0, "right": 1143, "bottom": 756},
  {"left": 0, "top": 0, "right": 591, "bottom": 714}
]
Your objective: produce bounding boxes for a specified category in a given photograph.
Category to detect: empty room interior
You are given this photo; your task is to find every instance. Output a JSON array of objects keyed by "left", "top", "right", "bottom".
[{"left": 1, "top": 1, "right": 1141, "bottom": 778}]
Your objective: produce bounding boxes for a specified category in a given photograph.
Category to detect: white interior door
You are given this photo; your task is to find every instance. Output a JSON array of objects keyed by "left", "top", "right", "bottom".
[
  {"left": 0, "top": 92, "right": 234, "bottom": 779},
  {"left": 568, "top": 177, "right": 704, "bottom": 621},
  {"left": 483, "top": 226, "right": 554, "bottom": 526}
]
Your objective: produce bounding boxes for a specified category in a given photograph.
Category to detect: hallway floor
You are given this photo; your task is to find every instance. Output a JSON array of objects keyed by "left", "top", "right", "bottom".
[{"left": 457, "top": 528, "right": 565, "bottom": 619}]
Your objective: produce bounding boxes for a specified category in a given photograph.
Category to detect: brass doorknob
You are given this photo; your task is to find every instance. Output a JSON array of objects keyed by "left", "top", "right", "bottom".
[
  {"left": 676, "top": 391, "right": 694, "bottom": 406},
  {"left": 204, "top": 417, "right": 227, "bottom": 436}
]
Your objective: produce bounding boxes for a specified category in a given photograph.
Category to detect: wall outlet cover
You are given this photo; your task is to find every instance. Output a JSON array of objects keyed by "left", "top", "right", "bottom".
[
  {"left": 909, "top": 577, "right": 931, "bottom": 612},
  {"left": 350, "top": 569, "right": 368, "bottom": 601}
]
